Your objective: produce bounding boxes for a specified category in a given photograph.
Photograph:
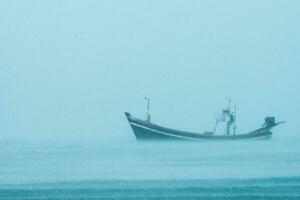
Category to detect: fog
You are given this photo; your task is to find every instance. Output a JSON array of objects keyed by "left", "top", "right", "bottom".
[{"left": 0, "top": 0, "right": 299, "bottom": 141}]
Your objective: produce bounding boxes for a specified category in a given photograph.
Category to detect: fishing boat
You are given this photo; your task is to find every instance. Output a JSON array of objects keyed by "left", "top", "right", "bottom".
[{"left": 125, "top": 98, "right": 285, "bottom": 141}]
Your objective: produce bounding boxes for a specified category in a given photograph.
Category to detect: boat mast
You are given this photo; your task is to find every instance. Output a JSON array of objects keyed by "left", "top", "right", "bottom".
[
  {"left": 212, "top": 99, "right": 236, "bottom": 135},
  {"left": 233, "top": 105, "right": 237, "bottom": 135},
  {"left": 226, "top": 98, "right": 231, "bottom": 135},
  {"left": 144, "top": 97, "right": 151, "bottom": 122}
]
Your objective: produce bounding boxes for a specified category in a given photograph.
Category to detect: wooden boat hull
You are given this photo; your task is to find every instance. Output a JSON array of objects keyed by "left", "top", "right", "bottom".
[{"left": 125, "top": 112, "right": 274, "bottom": 141}]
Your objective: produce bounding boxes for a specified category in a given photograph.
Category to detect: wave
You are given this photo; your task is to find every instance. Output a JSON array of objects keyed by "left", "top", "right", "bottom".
[{"left": 1, "top": 177, "right": 300, "bottom": 199}]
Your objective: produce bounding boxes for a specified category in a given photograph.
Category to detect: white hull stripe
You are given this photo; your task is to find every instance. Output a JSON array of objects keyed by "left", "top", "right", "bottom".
[
  {"left": 130, "top": 122, "right": 205, "bottom": 141},
  {"left": 129, "top": 122, "right": 271, "bottom": 140}
]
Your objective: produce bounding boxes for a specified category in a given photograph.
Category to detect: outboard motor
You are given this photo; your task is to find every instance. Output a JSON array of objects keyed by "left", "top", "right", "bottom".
[{"left": 265, "top": 117, "right": 275, "bottom": 128}]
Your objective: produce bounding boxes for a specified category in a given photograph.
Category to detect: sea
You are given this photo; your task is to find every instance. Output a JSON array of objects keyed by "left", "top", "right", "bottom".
[{"left": 0, "top": 136, "right": 300, "bottom": 199}]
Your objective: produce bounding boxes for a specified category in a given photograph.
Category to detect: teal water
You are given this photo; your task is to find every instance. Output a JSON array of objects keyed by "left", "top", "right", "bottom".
[{"left": 0, "top": 136, "right": 300, "bottom": 199}]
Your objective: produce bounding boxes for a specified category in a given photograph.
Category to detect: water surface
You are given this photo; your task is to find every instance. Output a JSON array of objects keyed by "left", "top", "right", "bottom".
[{"left": 0, "top": 136, "right": 299, "bottom": 198}]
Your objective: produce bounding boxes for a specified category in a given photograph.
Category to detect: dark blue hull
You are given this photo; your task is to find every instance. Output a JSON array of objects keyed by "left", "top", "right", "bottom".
[{"left": 125, "top": 112, "right": 273, "bottom": 141}]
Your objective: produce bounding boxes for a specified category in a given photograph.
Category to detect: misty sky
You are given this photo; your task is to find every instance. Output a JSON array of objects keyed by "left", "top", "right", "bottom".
[{"left": 0, "top": 0, "right": 299, "bottom": 140}]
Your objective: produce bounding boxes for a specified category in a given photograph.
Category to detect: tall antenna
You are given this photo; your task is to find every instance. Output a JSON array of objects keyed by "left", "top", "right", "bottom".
[
  {"left": 144, "top": 97, "right": 151, "bottom": 122},
  {"left": 227, "top": 97, "right": 231, "bottom": 111},
  {"left": 226, "top": 97, "right": 232, "bottom": 135},
  {"left": 233, "top": 105, "right": 237, "bottom": 135}
]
